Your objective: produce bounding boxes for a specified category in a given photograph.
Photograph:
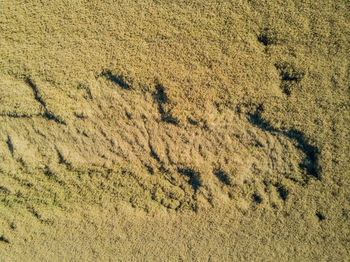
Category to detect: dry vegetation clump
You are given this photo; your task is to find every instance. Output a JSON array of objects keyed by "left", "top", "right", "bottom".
[{"left": 0, "top": 0, "right": 349, "bottom": 261}]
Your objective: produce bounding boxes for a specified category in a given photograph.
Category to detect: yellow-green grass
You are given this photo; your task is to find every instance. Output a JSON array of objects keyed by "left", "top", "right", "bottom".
[{"left": 0, "top": 0, "right": 349, "bottom": 260}]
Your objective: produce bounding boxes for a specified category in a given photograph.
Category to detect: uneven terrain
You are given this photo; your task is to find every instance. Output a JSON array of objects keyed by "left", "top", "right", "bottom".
[{"left": 0, "top": 0, "right": 350, "bottom": 261}]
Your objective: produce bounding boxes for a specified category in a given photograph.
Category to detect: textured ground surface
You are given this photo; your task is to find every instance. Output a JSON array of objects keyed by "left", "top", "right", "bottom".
[{"left": 0, "top": 0, "right": 350, "bottom": 261}]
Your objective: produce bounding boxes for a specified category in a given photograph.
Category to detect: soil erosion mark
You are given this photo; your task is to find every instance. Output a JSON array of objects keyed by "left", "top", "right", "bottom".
[
  {"left": 0, "top": 235, "right": 9, "bottom": 244},
  {"left": 274, "top": 62, "right": 305, "bottom": 96},
  {"left": 177, "top": 168, "right": 202, "bottom": 192},
  {"left": 248, "top": 105, "right": 321, "bottom": 180},
  {"left": 154, "top": 83, "right": 178, "bottom": 125},
  {"left": 213, "top": 169, "right": 231, "bottom": 186},
  {"left": 25, "top": 77, "right": 66, "bottom": 125},
  {"left": 101, "top": 70, "right": 131, "bottom": 90},
  {"left": 257, "top": 28, "right": 277, "bottom": 46}
]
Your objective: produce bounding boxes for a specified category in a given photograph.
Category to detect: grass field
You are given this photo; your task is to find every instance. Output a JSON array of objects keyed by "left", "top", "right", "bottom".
[{"left": 0, "top": 0, "right": 349, "bottom": 261}]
